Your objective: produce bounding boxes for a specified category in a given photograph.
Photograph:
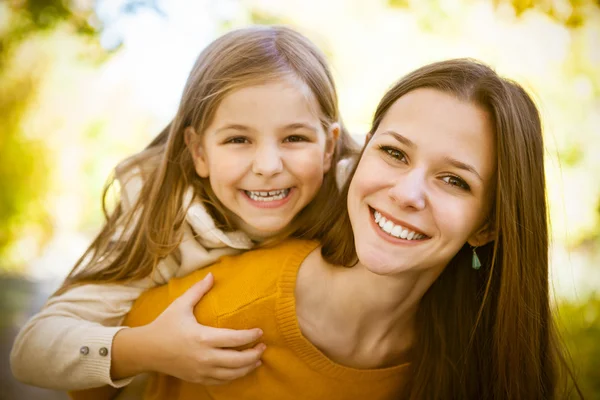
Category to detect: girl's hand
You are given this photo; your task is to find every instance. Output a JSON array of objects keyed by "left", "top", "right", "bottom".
[{"left": 112, "top": 273, "right": 265, "bottom": 385}]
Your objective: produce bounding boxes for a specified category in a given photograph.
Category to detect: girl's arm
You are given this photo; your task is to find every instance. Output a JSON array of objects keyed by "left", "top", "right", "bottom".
[
  {"left": 11, "top": 273, "right": 264, "bottom": 392},
  {"left": 10, "top": 281, "right": 150, "bottom": 390}
]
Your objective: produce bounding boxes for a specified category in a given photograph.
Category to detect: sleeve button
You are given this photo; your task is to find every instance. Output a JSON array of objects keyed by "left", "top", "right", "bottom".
[
  {"left": 80, "top": 346, "right": 89, "bottom": 355},
  {"left": 99, "top": 347, "right": 109, "bottom": 357}
]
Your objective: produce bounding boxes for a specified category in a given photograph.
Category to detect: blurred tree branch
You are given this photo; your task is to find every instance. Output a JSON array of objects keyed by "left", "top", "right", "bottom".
[{"left": 388, "top": 0, "right": 600, "bottom": 28}]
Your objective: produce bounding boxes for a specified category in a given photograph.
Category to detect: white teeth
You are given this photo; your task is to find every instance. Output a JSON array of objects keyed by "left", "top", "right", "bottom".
[
  {"left": 246, "top": 189, "right": 290, "bottom": 202},
  {"left": 372, "top": 210, "right": 426, "bottom": 241},
  {"left": 383, "top": 220, "right": 394, "bottom": 233},
  {"left": 378, "top": 217, "right": 387, "bottom": 228}
]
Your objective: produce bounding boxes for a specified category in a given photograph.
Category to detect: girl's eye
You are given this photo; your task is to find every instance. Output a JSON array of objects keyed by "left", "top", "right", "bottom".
[
  {"left": 284, "top": 135, "right": 308, "bottom": 143},
  {"left": 225, "top": 136, "right": 249, "bottom": 144},
  {"left": 442, "top": 175, "right": 471, "bottom": 191},
  {"left": 379, "top": 145, "right": 407, "bottom": 163}
]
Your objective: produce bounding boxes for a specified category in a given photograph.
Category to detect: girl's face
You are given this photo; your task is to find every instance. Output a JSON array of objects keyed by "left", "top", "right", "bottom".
[
  {"left": 347, "top": 88, "right": 496, "bottom": 276},
  {"left": 189, "top": 77, "right": 337, "bottom": 238}
]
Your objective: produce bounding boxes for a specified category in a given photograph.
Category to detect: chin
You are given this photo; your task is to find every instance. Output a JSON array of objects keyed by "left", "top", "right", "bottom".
[
  {"left": 356, "top": 246, "right": 404, "bottom": 276},
  {"left": 245, "top": 220, "right": 289, "bottom": 238}
]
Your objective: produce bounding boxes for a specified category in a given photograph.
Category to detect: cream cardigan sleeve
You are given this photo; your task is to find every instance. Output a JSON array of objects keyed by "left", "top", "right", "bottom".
[
  {"left": 10, "top": 154, "right": 163, "bottom": 390},
  {"left": 10, "top": 280, "right": 153, "bottom": 390}
]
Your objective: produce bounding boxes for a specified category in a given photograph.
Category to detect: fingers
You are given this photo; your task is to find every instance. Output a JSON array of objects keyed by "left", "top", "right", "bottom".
[
  {"left": 175, "top": 273, "right": 214, "bottom": 307},
  {"left": 211, "top": 361, "right": 262, "bottom": 382},
  {"left": 187, "top": 344, "right": 265, "bottom": 385},
  {"left": 212, "top": 343, "right": 266, "bottom": 369},
  {"left": 203, "top": 326, "right": 263, "bottom": 348}
]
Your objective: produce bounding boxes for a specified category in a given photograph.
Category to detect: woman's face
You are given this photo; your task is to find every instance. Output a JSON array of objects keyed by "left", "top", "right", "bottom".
[{"left": 347, "top": 88, "right": 496, "bottom": 276}]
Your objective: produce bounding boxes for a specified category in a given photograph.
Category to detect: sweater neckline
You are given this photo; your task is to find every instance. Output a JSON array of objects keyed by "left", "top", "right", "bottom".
[{"left": 275, "top": 240, "right": 409, "bottom": 382}]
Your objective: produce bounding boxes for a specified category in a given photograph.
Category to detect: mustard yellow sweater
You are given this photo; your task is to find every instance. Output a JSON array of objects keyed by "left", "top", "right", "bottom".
[{"left": 78, "top": 240, "right": 408, "bottom": 400}]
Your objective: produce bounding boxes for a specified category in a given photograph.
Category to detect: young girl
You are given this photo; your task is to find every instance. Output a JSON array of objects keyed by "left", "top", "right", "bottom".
[
  {"left": 10, "top": 25, "right": 358, "bottom": 392},
  {"left": 73, "top": 59, "right": 581, "bottom": 400}
]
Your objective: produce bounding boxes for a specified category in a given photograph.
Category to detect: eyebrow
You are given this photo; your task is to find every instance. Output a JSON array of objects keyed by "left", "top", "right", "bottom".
[
  {"left": 282, "top": 123, "right": 319, "bottom": 133},
  {"left": 215, "top": 123, "right": 318, "bottom": 135},
  {"left": 443, "top": 156, "right": 483, "bottom": 182},
  {"left": 380, "top": 130, "right": 416, "bottom": 148},
  {"left": 380, "top": 130, "right": 483, "bottom": 182},
  {"left": 215, "top": 124, "right": 252, "bottom": 134}
]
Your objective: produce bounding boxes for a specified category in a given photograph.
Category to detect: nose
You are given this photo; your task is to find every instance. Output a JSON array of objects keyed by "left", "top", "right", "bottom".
[
  {"left": 388, "top": 169, "right": 427, "bottom": 211},
  {"left": 252, "top": 143, "right": 283, "bottom": 177}
]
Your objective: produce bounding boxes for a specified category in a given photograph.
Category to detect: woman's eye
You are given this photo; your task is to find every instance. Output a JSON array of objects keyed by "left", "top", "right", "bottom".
[
  {"left": 225, "top": 136, "right": 249, "bottom": 144},
  {"left": 442, "top": 175, "right": 471, "bottom": 191},
  {"left": 284, "top": 135, "right": 308, "bottom": 143},
  {"left": 379, "top": 145, "right": 407, "bottom": 162}
]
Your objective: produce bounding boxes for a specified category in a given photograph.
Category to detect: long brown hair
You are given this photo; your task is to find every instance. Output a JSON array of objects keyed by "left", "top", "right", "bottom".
[
  {"left": 319, "top": 59, "right": 582, "bottom": 399},
  {"left": 57, "top": 26, "right": 359, "bottom": 293}
]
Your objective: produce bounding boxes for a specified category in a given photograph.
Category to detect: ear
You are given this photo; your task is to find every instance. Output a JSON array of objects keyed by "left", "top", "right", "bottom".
[
  {"left": 323, "top": 122, "right": 340, "bottom": 173},
  {"left": 467, "top": 220, "right": 495, "bottom": 247},
  {"left": 184, "top": 126, "right": 209, "bottom": 178}
]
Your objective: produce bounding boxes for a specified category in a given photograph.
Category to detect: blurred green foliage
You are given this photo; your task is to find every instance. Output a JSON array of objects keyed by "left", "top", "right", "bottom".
[
  {"left": 0, "top": 62, "right": 47, "bottom": 266},
  {"left": 1, "top": 0, "right": 99, "bottom": 61},
  {"left": 0, "top": 0, "right": 100, "bottom": 265},
  {"left": 388, "top": 0, "right": 600, "bottom": 27},
  {"left": 559, "top": 293, "right": 600, "bottom": 398}
]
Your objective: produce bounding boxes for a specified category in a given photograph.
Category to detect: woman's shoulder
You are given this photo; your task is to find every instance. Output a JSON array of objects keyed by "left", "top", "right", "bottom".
[
  {"left": 226, "top": 239, "right": 320, "bottom": 263},
  {"left": 202, "top": 239, "right": 320, "bottom": 318},
  {"left": 212, "top": 239, "right": 320, "bottom": 283}
]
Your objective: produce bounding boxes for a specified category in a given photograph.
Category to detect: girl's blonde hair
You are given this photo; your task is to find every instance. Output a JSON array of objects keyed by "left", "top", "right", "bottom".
[{"left": 58, "top": 26, "right": 358, "bottom": 292}]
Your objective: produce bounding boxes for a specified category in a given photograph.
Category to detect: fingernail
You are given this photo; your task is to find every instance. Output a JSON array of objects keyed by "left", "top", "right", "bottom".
[
  {"left": 204, "top": 272, "right": 213, "bottom": 280},
  {"left": 256, "top": 360, "right": 262, "bottom": 367},
  {"left": 259, "top": 343, "right": 267, "bottom": 351},
  {"left": 256, "top": 329, "right": 263, "bottom": 336}
]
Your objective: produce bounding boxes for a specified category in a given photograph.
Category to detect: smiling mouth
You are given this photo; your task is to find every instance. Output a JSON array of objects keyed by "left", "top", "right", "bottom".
[
  {"left": 371, "top": 208, "right": 429, "bottom": 241},
  {"left": 244, "top": 188, "right": 291, "bottom": 202}
]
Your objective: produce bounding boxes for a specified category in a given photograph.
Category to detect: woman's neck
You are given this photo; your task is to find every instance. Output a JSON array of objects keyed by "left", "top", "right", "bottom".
[{"left": 295, "top": 247, "right": 439, "bottom": 369}]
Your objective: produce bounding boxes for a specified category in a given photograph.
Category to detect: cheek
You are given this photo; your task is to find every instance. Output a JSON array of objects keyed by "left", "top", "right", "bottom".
[
  {"left": 348, "top": 157, "right": 387, "bottom": 199},
  {"left": 206, "top": 148, "right": 245, "bottom": 181},
  {"left": 287, "top": 147, "right": 328, "bottom": 179},
  {"left": 432, "top": 197, "right": 481, "bottom": 241}
]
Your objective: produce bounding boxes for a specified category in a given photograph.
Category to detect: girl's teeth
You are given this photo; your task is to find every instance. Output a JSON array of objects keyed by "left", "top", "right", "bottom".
[
  {"left": 372, "top": 210, "right": 426, "bottom": 241},
  {"left": 246, "top": 189, "right": 290, "bottom": 202}
]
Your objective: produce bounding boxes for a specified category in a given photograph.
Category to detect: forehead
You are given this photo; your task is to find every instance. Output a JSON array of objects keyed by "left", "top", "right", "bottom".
[
  {"left": 375, "top": 88, "right": 496, "bottom": 178},
  {"left": 213, "top": 77, "right": 321, "bottom": 123}
]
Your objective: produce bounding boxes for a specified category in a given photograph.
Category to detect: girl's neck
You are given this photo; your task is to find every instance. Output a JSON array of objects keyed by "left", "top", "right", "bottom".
[{"left": 295, "top": 247, "right": 438, "bottom": 369}]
